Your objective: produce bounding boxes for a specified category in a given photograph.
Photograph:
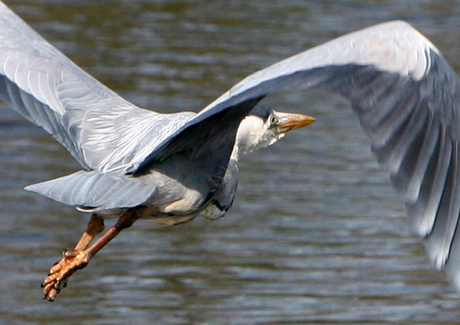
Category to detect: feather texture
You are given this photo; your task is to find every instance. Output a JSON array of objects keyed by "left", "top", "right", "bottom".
[{"left": 2, "top": 1, "right": 460, "bottom": 290}]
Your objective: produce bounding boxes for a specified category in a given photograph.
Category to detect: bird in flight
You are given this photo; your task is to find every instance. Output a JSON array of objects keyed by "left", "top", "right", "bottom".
[{"left": 0, "top": 2, "right": 459, "bottom": 301}]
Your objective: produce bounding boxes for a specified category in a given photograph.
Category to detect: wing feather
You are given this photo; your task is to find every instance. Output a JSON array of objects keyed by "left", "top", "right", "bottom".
[
  {"left": 3, "top": 3, "right": 460, "bottom": 289},
  {"left": 163, "top": 21, "right": 460, "bottom": 287},
  {"left": 0, "top": 2, "right": 196, "bottom": 172}
]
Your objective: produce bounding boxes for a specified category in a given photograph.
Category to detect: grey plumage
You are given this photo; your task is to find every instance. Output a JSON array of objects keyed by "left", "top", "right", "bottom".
[{"left": 1, "top": 0, "right": 460, "bottom": 292}]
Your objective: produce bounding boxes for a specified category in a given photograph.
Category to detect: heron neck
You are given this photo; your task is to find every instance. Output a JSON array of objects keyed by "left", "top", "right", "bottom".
[{"left": 231, "top": 143, "right": 242, "bottom": 161}]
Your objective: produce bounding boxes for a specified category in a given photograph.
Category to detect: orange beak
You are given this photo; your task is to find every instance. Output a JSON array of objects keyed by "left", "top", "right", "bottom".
[{"left": 275, "top": 112, "right": 315, "bottom": 133}]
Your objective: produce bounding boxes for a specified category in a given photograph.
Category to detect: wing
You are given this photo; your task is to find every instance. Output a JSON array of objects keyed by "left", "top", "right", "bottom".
[
  {"left": 0, "top": 1, "right": 197, "bottom": 172},
  {"left": 200, "top": 158, "right": 239, "bottom": 220},
  {"left": 0, "top": 1, "right": 261, "bottom": 213},
  {"left": 4, "top": 2, "right": 460, "bottom": 289},
  {"left": 140, "top": 21, "right": 460, "bottom": 288},
  {"left": 136, "top": 20, "right": 434, "bottom": 168}
]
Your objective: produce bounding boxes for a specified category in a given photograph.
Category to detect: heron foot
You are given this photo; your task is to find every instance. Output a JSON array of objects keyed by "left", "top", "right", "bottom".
[{"left": 41, "top": 249, "right": 91, "bottom": 302}]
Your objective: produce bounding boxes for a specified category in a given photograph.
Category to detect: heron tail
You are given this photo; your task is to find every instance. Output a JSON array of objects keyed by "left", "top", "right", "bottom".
[{"left": 25, "top": 170, "right": 156, "bottom": 212}]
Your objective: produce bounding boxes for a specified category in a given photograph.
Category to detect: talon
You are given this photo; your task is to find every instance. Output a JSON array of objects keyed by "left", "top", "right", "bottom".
[
  {"left": 39, "top": 212, "right": 132, "bottom": 301},
  {"left": 41, "top": 249, "right": 91, "bottom": 301},
  {"left": 46, "top": 295, "right": 55, "bottom": 302}
]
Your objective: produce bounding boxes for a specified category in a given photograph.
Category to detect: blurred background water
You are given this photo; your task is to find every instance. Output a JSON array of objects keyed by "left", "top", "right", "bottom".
[{"left": 1, "top": 0, "right": 460, "bottom": 324}]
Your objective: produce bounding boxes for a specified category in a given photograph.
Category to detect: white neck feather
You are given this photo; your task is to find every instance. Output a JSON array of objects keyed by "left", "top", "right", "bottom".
[{"left": 231, "top": 115, "right": 285, "bottom": 160}]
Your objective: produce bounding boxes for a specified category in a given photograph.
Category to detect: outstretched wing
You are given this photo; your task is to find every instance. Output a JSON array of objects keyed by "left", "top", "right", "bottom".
[
  {"left": 3, "top": 2, "right": 460, "bottom": 289},
  {"left": 0, "top": 1, "right": 196, "bottom": 172},
  {"left": 138, "top": 20, "right": 435, "bottom": 167},
  {"left": 140, "top": 21, "right": 460, "bottom": 288}
]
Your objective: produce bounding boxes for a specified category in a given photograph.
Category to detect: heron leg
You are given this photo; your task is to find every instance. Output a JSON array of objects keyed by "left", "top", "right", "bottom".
[
  {"left": 74, "top": 213, "right": 106, "bottom": 250},
  {"left": 41, "top": 210, "right": 138, "bottom": 302},
  {"left": 41, "top": 213, "right": 105, "bottom": 299}
]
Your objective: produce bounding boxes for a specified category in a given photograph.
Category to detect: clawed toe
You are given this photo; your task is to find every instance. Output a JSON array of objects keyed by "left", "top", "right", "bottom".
[
  {"left": 41, "top": 249, "right": 91, "bottom": 302},
  {"left": 40, "top": 212, "right": 136, "bottom": 302}
]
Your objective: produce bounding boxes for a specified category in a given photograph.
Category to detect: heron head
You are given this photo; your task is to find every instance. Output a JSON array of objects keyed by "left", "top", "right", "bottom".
[{"left": 235, "top": 106, "right": 315, "bottom": 156}]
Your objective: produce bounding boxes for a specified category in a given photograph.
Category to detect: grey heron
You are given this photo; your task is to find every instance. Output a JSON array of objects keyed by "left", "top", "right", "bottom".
[{"left": 0, "top": 2, "right": 459, "bottom": 302}]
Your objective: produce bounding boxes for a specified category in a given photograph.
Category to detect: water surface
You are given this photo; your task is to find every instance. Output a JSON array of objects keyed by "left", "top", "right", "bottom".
[{"left": 1, "top": 0, "right": 460, "bottom": 324}]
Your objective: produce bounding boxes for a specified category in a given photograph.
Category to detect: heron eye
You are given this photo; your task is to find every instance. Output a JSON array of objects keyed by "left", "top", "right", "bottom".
[{"left": 269, "top": 115, "right": 278, "bottom": 126}]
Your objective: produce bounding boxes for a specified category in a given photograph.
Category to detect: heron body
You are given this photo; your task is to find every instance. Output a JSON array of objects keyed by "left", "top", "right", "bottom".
[{"left": 1, "top": 1, "right": 460, "bottom": 301}]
